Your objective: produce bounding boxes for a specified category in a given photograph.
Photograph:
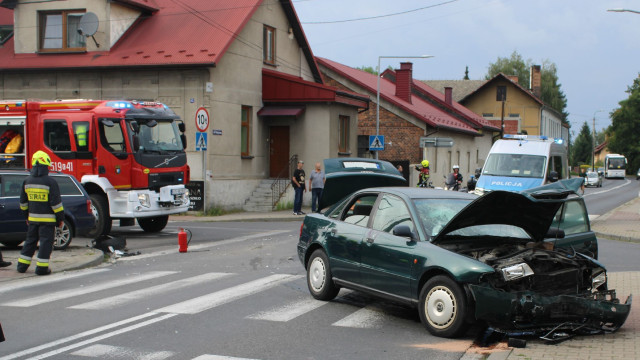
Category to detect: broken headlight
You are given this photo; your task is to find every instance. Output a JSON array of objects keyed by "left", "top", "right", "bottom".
[
  {"left": 501, "top": 263, "right": 534, "bottom": 281},
  {"left": 592, "top": 271, "right": 607, "bottom": 290}
]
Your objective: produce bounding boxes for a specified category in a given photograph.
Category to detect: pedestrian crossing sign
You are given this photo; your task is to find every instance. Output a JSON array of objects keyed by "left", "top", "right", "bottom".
[
  {"left": 369, "top": 135, "right": 384, "bottom": 151},
  {"left": 196, "top": 132, "right": 207, "bottom": 151}
]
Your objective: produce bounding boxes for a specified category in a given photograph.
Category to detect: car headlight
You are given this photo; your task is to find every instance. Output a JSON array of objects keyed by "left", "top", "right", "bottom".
[
  {"left": 501, "top": 263, "right": 534, "bottom": 281},
  {"left": 592, "top": 272, "right": 607, "bottom": 290},
  {"left": 138, "top": 193, "right": 151, "bottom": 208}
]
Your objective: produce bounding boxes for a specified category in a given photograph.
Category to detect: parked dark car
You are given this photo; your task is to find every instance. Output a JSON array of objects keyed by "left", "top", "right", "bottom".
[
  {"left": 297, "top": 158, "right": 630, "bottom": 339},
  {"left": 0, "top": 170, "right": 95, "bottom": 250}
]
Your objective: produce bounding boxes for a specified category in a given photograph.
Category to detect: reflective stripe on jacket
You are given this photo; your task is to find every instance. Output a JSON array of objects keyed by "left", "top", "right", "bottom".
[{"left": 19, "top": 164, "right": 64, "bottom": 224}]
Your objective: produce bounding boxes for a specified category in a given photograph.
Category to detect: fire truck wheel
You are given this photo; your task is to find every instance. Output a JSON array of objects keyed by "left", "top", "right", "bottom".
[
  {"left": 88, "top": 194, "right": 112, "bottom": 239},
  {"left": 137, "top": 216, "right": 169, "bottom": 233}
]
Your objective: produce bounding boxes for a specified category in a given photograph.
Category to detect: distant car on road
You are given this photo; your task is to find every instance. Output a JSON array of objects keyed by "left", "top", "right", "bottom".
[
  {"left": 585, "top": 171, "right": 603, "bottom": 187},
  {"left": 637, "top": 168, "right": 640, "bottom": 180},
  {"left": 0, "top": 170, "right": 95, "bottom": 250}
]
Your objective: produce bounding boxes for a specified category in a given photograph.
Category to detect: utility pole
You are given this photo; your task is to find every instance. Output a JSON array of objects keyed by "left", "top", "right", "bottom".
[{"left": 592, "top": 110, "right": 603, "bottom": 170}]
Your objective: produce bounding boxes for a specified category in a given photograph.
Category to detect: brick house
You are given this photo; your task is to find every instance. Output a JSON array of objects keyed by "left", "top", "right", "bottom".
[
  {"left": 0, "top": 0, "right": 368, "bottom": 211},
  {"left": 317, "top": 57, "right": 499, "bottom": 186}
]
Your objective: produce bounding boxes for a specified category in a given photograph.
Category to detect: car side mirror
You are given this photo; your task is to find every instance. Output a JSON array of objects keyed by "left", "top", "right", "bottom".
[
  {"left": 545, "top": 228, "right": 565, "bottom": 239},
  {"left": 132, "top": 135, "right": 140, "bottom": 152},
  {"left": 130, "top": 121, "right": 140, "bottom": 133},
  {"left": 180, "top": 134, "right": 187, "bottom": 149},
  {"left": 393, "top": 225, "right": 416, "bottom": 241},
  {"left": 547, "top": 171, "right": 559, "bottom": 182},
  {"left": 178, "top": 122, "right": 186, "bottom": 132}
]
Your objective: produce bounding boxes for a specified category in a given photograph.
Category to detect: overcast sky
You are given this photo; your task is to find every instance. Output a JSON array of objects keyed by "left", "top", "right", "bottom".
[{"left": 294, "top": 0, "right": 640, "bottom": 134}]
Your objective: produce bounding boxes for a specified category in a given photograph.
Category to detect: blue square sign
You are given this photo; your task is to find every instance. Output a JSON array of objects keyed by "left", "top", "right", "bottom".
[
  {"left": 369, "top": 135, "right": 384, "bottom": 151},
  {"left": 196, "top": 132, "right": 207, "bottom": 151}
]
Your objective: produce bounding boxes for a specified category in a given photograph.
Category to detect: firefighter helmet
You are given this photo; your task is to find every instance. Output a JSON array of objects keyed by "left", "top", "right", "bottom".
[
  {"left": 32, "top": 150, "right": 51, "bottom": 166},
  {"left": 421, "top": 160, "right": 430, "bottom": 168}
]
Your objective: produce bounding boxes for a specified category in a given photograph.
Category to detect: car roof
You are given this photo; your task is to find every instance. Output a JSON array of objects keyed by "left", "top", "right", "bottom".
[{"left": 360, "top": 187, "right": 478, "bottom": 200}]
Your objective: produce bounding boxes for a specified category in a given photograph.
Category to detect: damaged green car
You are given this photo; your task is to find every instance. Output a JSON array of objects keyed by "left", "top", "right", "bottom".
[{"left": 297, "top": 158, "right": 631, "bottom": 339}]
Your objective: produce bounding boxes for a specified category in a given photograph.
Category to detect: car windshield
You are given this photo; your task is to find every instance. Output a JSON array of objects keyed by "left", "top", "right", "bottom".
[
  {"left": 483, "top": 153, "right": 546, "bottom": 178},
  {"left": 413, "top": 198, "right": 471, "bottom": 238},
  {"left": 587, "top": 172, "right": 598, "bottom": 178},
  {"left": 138, "top": 121, "right": 183, "bottom": 153}
]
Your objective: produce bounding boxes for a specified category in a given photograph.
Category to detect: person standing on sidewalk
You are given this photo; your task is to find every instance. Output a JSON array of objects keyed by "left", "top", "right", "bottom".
[
  {"left": 17, "top": 150, "right": 64, "bottom": 275},
  {"left": 309, "top": 162, "right": 325, "bottom": 213},
  {"left": 292, "top": 160, "right": 306, "bottom": 215}
]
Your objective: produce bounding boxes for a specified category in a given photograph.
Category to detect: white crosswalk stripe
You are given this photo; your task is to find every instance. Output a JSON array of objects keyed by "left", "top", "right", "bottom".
[
  {"left": 71, "top": 344, "right": 174, "bottom": 359},
  {"left": 69, "top": 272, "right": 233, "bottom": 310},
  {"left": 0, "top": 271, "right": 176, "bottom": 307},
  {"left": 156, "top": 274, "right": 302, "bottom": 314},
  {"left": 0, "top": 268, "right": 110, "bottom": 293},
  {"left": 331, "top": 306, "right": 385, "bottom": 329},
  {"left": 192, "top": 356, "right": 261, "bottom": 360},
  {"left": 246, "top": 297, "right": 328, "bottom": 322}
]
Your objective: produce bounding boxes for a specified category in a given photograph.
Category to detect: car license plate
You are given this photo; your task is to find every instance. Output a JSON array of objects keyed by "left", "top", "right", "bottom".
[{"left": 171, "top": 188, "right": 186, "bottom": 195}]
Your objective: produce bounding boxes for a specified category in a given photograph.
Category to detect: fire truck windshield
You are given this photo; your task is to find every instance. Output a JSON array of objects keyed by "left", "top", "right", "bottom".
[{"left": 138, "top": 121, "right": 183, "bottom": 153}]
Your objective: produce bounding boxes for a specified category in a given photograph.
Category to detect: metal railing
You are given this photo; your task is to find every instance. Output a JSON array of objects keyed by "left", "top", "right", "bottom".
[{"left": 270, "top": 154, "right": 298, "bottom": 209}]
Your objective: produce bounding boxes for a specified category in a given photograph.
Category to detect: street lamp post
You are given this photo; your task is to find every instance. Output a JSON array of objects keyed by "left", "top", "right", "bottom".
[
  {"left": 607, "top": 8, "right": 640, "bottom": 14},
  {"left": 375, "top": 55, "right": 433, "bottom": 159},
  {"left": 592, "top": 110, "right": 604, "bottom": 170}
]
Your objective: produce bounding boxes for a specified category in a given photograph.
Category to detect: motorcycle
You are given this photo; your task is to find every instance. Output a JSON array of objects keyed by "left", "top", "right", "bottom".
[{"left": 443, "top": 173, "right": 462, "bottom": 191}]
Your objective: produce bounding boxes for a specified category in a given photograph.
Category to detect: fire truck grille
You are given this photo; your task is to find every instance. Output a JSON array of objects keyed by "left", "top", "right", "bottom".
[{"left": 148, "top": 172, "right": 185, "bottom": 191}]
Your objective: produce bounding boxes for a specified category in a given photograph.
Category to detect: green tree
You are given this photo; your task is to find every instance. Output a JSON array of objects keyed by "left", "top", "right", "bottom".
[
  {"left": 608, "top": 74, "right": 640, "bottom": 174},
  {"left": 485, "top": 51, "right": 568, "bottom": 123},
  {"left": 571, "top": 122, "right": 593, "bottom": 166},
  {"left": 357, "top": 66, "right": 378, "bottom": 75}
]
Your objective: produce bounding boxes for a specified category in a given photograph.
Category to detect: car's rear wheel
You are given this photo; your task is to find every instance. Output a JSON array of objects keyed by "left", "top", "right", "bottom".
[
  {"left": 54, "top": 219, "right": 73, "bottom": 250},
  {"left": 306, "top": 249, "right": 339, "bottom": 301},
  {"left": 419, "top": 275, "right": 467, "bottom": 338},
  {"left": 137, "top": 215, "right": 169, "bottom": 233}
]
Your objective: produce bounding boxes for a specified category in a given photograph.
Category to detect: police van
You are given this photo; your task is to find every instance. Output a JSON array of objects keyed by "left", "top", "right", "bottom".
[{"left": 474, "top": 135, "right": 568, "bottom": 195}]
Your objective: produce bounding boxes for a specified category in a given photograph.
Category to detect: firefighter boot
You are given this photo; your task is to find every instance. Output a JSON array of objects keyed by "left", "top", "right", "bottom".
[
  {"left": 35, "top": 266, "right": 51, "bottom": 276},
  {"left": 16, "top": 263, "right": 29, "bottom": 273}
]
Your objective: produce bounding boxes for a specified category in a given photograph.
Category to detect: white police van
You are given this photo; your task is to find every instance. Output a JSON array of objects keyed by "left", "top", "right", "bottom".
[{"left": 474, "top": 135, "right": 568, "bottom": 195}]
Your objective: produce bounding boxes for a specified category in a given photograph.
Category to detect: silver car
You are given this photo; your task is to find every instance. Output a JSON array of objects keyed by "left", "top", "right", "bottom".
[{"left": 585, "top": 171, "right": 602, "bottom": 187}]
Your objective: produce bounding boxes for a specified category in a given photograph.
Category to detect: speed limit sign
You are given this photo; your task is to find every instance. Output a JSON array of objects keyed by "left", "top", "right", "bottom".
[{"left": 195, "top": 107, "right": 210, "bottom": 132}]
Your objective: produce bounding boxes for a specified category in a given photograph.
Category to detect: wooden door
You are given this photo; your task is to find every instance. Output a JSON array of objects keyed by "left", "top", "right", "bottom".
[{"left": 269, "top": 126, "right": 289, "bottom": 178}]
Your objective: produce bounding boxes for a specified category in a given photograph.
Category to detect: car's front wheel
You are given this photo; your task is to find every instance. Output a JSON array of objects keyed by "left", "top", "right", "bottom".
[
  {"left": 306, "top": 249, "right": 339, "bottom": 301},
  {"left": 54, "top": 219, "right": 73, "bottom": 250},
  {"left": 419, "top": 275, "right": 467, "bottom": 338}
]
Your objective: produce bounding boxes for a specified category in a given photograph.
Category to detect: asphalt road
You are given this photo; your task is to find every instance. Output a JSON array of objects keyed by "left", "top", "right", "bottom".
[{"left": 582, "top": 177, "right": 640, "bottom": 216}]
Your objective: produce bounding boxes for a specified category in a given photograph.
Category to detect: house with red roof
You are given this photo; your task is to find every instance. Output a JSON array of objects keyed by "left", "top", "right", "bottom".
[
  {"left": 0, "top": 0, "right": 369, "bottom": 211},
  {"left": 424, "top": 67, "right": 570, "bottom": 147},
  {"left": 317, "top": 57, "right": 499, "bottom": 185}
]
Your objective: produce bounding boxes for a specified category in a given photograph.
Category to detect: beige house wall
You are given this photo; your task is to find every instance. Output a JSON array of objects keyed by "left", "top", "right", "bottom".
[{"left": 462, "top": 79, "right": 542, "bottom": 135}]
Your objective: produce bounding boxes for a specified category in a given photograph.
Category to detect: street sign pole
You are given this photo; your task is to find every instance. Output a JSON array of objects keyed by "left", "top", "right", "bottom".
[{"left": 195, "top": 107, "right": 210, "bottom": 214}]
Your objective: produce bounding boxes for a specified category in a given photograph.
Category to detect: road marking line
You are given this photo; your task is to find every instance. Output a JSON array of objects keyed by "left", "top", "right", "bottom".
[
  {"left": 26, "top": 314, "right": 178, "bottom": 360},
  {"left": 116, "top": 230, "right": 291, "bottom": 262},
  {"left": 583, "top": 179, "right": 631, "bottom": 197},
  {"left": 69, "top": 272, "right": 234, "bottom": 310},
  {"left": 71, "top": 344, "right": 174, "bottom": 359},
  {"left": 192, "top": 355, "right": 261, "bottom": 360},
  {"left": 246, "top": 297, "right": 328, "bottom": 322},
  {"left": 1, "top": 271, "right": 176, "bottom": 307},
  {"left": 0, "top": 312, "right": 160, "bottom": 360},
  {"left": 332, "top": 306, "right": 385, "bottom": 329},
  {"left": 0, "top": 269, "right": 110, "bottom": 293},
  {"left": 157, "top": 274, "right": 302, "bottom": 314}
]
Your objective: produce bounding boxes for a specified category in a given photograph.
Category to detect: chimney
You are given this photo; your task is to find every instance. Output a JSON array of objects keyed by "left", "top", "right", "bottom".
[
  {"left": 444, "top": 87, "right": 453, "bottom": 105},
  {"left": 530, "top": 65, "right": 541, "bottom": 98},
  {"left": 395, "top": 62, "right": 413, "bottom": 103},
  {"left": 507, "top": 75, "right": 519, "bottom": 84}
]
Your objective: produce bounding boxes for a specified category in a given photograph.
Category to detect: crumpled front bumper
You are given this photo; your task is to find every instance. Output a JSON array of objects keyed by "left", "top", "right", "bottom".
[{"left": 469, "top": 284, "right": 632, "bottom": 333}]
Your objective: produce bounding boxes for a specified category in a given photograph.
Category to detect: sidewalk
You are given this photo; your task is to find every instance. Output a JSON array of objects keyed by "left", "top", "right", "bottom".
[{"left": 591, "top": 196, "right": 640, "bottom": 243}]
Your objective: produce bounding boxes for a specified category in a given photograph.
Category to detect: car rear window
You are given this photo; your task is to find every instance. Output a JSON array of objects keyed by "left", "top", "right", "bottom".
[{"left": 52, "top": 176, "right": 83, "bottom": 196}]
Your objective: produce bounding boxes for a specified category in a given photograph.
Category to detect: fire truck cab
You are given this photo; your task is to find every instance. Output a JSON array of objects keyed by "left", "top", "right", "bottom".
[{"left": 0, "top": 100, "right": 190, "bottom": 238}]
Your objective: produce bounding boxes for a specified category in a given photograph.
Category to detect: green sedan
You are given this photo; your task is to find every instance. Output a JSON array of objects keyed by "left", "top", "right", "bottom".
[{"left": 297, "top": 158, "right": 631, "bottom": 339}]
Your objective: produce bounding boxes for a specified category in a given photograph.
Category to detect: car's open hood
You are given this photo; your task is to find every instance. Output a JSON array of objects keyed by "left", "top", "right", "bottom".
[
  {"left": 431, "top": 181, "right": 580, "bottom": 244},
  {"left": 319, "top": 158, "right": 407, "bottom": 209}
]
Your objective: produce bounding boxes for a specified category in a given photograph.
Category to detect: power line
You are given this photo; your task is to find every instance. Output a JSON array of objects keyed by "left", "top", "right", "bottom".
[{"left": 301, "top": 0, "right": 459, "bottom": 24}]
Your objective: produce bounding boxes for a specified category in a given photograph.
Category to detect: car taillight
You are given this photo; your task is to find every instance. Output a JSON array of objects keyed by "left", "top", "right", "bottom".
[
  {"left": 300, "top": 222, "right": 304, "bottom": 237},
  {"left": 87, "top": 199, "right": 92, "bottom": 214}
]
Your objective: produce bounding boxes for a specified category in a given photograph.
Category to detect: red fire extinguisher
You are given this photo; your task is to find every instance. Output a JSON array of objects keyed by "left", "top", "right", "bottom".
[{"left": 178, "top": 228, "right": 192, "bottom": 253}]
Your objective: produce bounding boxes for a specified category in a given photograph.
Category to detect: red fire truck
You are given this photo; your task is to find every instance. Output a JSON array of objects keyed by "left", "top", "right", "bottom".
[{"left": 0, "top": 99, "right": 190, "bottom": 238}]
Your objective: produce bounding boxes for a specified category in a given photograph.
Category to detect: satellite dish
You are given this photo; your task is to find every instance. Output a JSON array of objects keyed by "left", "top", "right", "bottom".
[
  {"left": 77, "top": 12, "right": 100, "bottom": 47},
  {"left": 78, "top": 12, "right": 99, "bottom": 36}
]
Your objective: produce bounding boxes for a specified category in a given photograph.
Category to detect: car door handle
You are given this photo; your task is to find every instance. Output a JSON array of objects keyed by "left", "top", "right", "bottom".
[{"left": 365, "top": 237, "right": 374, "bottom": 243}]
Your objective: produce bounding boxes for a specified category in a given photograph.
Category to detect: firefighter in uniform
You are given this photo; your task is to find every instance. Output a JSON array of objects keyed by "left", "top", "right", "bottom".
[{"left": 17, "top": 151, "right": 64, "bottom": 275}]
